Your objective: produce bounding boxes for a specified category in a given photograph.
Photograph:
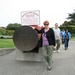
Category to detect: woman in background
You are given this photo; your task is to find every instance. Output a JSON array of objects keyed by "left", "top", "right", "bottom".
[
  {"left": 61, "top": 29, "right": 65, "bottom": 44},
  {"left": 64, "top": 29, "right": 71, "bottom": 50}
]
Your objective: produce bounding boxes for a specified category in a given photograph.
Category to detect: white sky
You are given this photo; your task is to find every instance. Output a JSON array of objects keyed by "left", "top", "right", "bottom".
[{"left": 0, "top": 0, "right": 75, "bottom": 27}]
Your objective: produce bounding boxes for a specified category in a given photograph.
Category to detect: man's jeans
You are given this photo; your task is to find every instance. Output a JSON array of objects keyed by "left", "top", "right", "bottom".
[
  {"left": 55, "top": 40, "right": 60, "bottom": 50},
  {"left": 64, "top": 39, "right": 69, "bottom": 49}
]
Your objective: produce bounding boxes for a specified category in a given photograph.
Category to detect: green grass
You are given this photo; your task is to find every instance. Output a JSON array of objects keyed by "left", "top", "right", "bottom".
[
  {"left": 0, "top": 39, "right": 15, "bottom": 48},
  {"left": 71, "top": 37, "right": 75, "bottom": 41},
  {"left": 0, "top": 37, "right": 75, "bottom": 48}
]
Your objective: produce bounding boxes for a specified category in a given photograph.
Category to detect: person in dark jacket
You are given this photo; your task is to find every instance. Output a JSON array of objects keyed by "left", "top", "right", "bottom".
[
  {"left": 63, "top": 29, "right": 71, "bottom": 50},
  {"left": 61, "top": 29, "right": 65, "bottom": 44},
  {"left": 33, "top": 21, "right": 56, "bottom": 70}
]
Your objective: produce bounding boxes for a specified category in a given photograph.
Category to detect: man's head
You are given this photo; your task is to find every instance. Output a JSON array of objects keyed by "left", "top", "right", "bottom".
[
  {"left": 66, "top": 29, "right": 68, "bottom": 32},
  {"left": 55, "top": 23, "right": 58, "bottom": 29},
  {"left": 62, "top": 29, "right": 64, "bottom": 31}
]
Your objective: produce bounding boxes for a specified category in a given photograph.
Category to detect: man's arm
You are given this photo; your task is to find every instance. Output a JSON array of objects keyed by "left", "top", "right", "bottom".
[
  {"left": 52, "top": 29, "right": 56, "bottom": 49},
  {"left": 59, "top": 28, "right": 62, "bottom": 40}
]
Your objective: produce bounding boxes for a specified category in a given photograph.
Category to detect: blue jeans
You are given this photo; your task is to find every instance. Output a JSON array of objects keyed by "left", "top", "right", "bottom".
[
  {"left": 62, "top": 36, "right": 65, "bottom": 44},
  {"left": 64, "top": 39, "right": 69, "bottom": 49}
]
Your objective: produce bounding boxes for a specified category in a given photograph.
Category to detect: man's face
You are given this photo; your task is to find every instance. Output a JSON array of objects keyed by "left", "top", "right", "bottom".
[
  {"left": 55, "top": 24, "right": 58, "bottom": 29},
  {"left": 66, "top": 30, "right": 68, "bottom": 32}
]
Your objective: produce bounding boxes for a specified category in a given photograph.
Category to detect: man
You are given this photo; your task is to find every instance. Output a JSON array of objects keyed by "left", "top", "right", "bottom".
[
  {"left": 53, "top": 23, "right": 61, "bottom": 53},
  {"left": 61, "top": 29, "right": 65, "bottom": 44}
]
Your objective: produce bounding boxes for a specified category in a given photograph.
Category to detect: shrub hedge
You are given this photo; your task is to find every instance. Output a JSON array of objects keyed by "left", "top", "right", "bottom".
[
  {"left": 0, "top": 28, "right": 14, "bottom": 36},
  {"left": 5, "top": 30, "right": 14, "bottom": 36},
  {"left": 59, "top": 26, "right": 75, "bottom": 37},
  {"left": 0, "top": 26, "right": 75, "bottom": 37},
  {"left": 0, "top": 28, "right": 6, "bottom": 35}
]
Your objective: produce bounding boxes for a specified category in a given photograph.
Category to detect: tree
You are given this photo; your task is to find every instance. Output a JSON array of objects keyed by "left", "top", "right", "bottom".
[
  {"left": 67, "top": 10, "right": 75, "bottom": 25},
  {"left": 61, "top": 10, "right": 75, "bottom": 26},
  {"left": 61, "top": 21, "right": 71, "bottom": 26},
  {"left": 6, "top": 23, "right": 22, "bottom": 30},
  {"left": 67, "top": 12, "right": 75, "bottom": 21}
]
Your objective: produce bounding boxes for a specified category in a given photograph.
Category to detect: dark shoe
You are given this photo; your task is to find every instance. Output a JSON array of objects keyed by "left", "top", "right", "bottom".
[
  {"left": 65, "top": 48, "right": 67, "bottom": 50},
  {"left": 65, "top": 48, "right": 66, "bottom": 50},
  {"left": 47, "top": 67, "right": 52, "bottom": 71}
]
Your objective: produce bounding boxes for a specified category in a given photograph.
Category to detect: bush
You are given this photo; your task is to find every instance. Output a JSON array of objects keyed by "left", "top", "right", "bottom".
[
  {"left": 0, "top": 27, "right": 14, "bottom": 36},
  {"left": 0, "top": 28, "right": 6, "bottom": 35},
  {"left": 59, "top": 26, "right": 75, "bottom": 34},
  {"left": 71, "top": 33, "right": 75, "bottom": 37},
  {"left": 6, "top": 23, "right": 21, "bottom": 30},
  {"left": 5, "top": 30, "right": 14, "bottom": 36}
]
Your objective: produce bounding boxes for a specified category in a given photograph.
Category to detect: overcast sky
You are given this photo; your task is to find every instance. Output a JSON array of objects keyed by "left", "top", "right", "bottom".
[{"left": 0, "top": 0, "right": 75, "bottom": 27}]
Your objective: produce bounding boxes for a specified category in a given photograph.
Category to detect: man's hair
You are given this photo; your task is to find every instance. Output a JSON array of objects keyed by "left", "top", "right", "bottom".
[{"left": 55, "top": 23, "right": 58, "bottom": 25}]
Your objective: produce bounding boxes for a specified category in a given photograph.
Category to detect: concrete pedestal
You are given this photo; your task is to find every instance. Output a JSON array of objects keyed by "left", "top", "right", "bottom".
[{"left": 16, "top": 48, "right": 45, "bottom": 62}]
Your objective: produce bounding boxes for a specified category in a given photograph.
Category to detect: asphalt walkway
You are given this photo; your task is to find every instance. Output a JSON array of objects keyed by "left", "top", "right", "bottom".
[{"left": 0, "top": 41, "right": 75, "bottom": 75}]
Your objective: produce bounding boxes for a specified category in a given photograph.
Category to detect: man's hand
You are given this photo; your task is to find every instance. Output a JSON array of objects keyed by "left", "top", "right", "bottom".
[
  {"left": 53, "top": 46, "right": 56, "bottom": 50},
  {"left": 60, "top": 35, "right": 62, "bottom": 40}
]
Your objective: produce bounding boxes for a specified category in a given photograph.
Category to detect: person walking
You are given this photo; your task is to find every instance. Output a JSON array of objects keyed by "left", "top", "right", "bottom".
[
  {"left": 64, "top": 29, "right": 71, "bottom": 50},
  {"left": 33, "top": 21, "right": 56, "bottom": 70},
  {"left": 61, "top": 29, "right": 65, "bottom": 44},
  {"left": 53, "top": 23, "right": 61, "bottom": 53}
]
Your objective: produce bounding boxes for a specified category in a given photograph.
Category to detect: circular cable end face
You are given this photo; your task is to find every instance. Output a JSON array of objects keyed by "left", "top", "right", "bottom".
[{"left": 13, "top": 26, "right": 38, "bottom": 51}]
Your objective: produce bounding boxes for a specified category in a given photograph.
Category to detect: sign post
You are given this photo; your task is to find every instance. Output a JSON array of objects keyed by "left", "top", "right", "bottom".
[{"left": 21, "top": 10, "right": 40, "bottom": 25}]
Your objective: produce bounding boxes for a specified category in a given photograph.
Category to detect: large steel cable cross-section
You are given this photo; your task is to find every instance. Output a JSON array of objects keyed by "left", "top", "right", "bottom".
[{"left": 13, "top": 26, "right": 38, "bottom": 51}]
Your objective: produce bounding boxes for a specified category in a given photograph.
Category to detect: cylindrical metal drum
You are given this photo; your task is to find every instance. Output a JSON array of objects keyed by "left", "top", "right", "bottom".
[{"left": 13, "top": 26, "right": 38, "bottom": 51}]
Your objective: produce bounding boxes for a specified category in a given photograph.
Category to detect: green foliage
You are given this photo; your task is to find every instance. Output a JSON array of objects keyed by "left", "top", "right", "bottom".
[
  {"left": 59, "top": 26, "right": 75, "bottom": 35},
  {"left": 0, "top": 27, "right": 14, "bottom": 36},
  {"left": 0, "top": 28, "right": 6, "bottom": 35},
  {"left": 67, "top": 13, "right": 75, "bottom": 20},
  {"left": 71, "top": 37, "right": 75, "bottom": 41},
  {"left": 71, "top": 33, "right": 75, "bottom": 37},
  {"left": 6, "top": 30, "right": 14, "bottom": 36},
  {"left": 61, "top": 20, "right": 75, "bottom": 26},
  {"left": 61, "top": 10, "right": 75, "bottom": 26},
  {"left": 6, "top": 23, "right": 22, "bottom": 30}
]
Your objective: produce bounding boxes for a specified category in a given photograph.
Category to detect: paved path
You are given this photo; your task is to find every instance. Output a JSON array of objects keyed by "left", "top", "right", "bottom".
[{"left": 0, "top": 41, "right": 75, "bottom": 75}]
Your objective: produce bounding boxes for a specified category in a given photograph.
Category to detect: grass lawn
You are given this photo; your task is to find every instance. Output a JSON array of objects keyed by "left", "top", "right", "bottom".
[
  {"left": 0, "top": 37, "right": 75, "bottom": 48},
  {"left": 71, "top": 37, "right": 75, "bottom": 41},
  {"left": 0, "top": 39, "right": 15, "bottom": 48}
]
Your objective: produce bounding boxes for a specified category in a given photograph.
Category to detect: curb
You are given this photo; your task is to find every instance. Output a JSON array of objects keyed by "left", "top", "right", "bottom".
[{"left": 0, "top": 48, "right": 15, "bottom": 56}]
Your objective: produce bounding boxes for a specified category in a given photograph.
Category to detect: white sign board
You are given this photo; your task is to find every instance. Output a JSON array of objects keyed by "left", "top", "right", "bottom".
[{"left": 21, "top": 10, "right": 40, "bottom": 25}]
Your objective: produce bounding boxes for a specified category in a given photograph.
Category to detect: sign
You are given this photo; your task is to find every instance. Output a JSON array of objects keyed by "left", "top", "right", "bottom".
[{"left": 21, "top": 10, "right": 40, "bottom": 25}]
